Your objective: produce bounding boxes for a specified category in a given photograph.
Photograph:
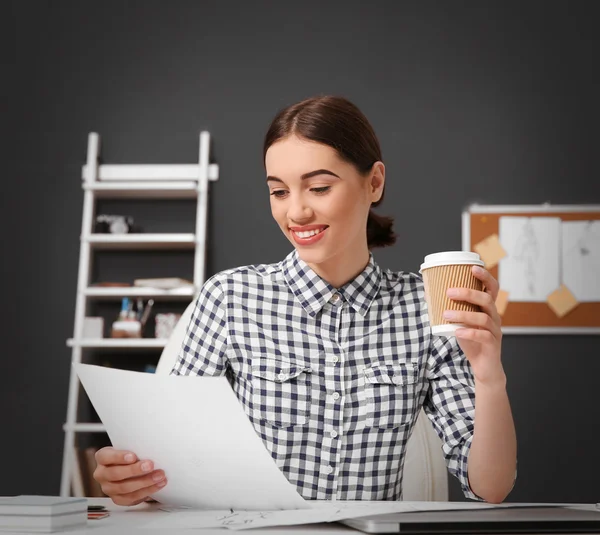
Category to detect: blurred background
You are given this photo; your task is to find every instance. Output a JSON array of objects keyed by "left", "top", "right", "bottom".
[{"left": 5, "top": 0, "right": 599, "bottom": 502}]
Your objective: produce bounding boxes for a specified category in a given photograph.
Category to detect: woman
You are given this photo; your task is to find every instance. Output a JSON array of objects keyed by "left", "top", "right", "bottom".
[{"left": 93, "top": 95, "right": 517, "bottom": 506}]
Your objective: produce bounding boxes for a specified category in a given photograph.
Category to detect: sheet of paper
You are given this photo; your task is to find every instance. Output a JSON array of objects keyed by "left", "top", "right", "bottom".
[
  {"left": 473, "top": 233, "right": 507, "bottom": 269},
  {"left": 498, "top": 216, "right": 561, "bottom": 302},
  {"left": 74, "top": 363, "right": 308, "bottom": 510},
  {"left": 495, "top": 289, "right": 510, "bottom": 316},
  {"left": 146, "top": 501, "right": 549, "bottom": 531},
  {"left": 546, "top": 284, "right": 579, "bottom": 318},
  {"left": 561, "top": 220, "right": 600, "bottom": 301}
]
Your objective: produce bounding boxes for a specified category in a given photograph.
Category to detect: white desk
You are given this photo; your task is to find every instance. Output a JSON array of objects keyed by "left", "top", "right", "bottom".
[
  {"left": 7, "top": 498, "right": 596, "bottom": 535},
  {"left": 42, "top": 498, "right": 351, "bottom": 535}
]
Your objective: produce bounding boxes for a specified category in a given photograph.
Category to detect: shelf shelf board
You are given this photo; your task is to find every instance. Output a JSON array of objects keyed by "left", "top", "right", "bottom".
[
  {"left": 84, "top": 286, "right": 195, "bottom": 300},
  {"left": 86, "top": 233, "right": 196, "bottom": 250},
  {"left": 84, "top": 180, "right": 199, "bottom": 199},
  {"left": 67, "top": 338, "right": 168, "bottom": 349},
  {"left": 82, "top": 163, "right": 219, "bottom": 182},
  {"left": 63, "top": 423, "right": 106, "bottom": 433}
]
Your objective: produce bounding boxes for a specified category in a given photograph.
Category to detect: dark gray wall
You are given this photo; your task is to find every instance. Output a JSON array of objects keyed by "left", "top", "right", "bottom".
[{"left": 6, "top": 1, "right": 599, "bottom": 502}]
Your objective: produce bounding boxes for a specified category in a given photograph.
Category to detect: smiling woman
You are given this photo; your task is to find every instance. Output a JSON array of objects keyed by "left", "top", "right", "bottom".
[
  {"left": 93, "top": 95, "right": 516, "bottom": 507},
  {"left": 263, "top": 96, "right": 396, "bottom": 287}
]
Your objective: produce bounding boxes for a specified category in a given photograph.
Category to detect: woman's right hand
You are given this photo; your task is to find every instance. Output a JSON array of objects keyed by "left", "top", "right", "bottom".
[{"left": 94, "top": 447, "right": 167, "bottom": 506}]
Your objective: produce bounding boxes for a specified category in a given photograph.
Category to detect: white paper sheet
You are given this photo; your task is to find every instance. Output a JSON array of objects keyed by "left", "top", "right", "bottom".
[
  {"left": 145, "top": 501, "right": 582, "bottom": 531},
  {"left": 561, "top": 221, "right": 600, "bottom": 301},
  {"left": 74, "top": 363, "right": 308, "bottom": 510},
  {"left": 498, "top": 216, "right": 561, "bottom": 301}
]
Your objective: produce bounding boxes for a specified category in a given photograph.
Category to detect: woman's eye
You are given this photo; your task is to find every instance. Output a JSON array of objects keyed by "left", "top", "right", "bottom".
[
  {"left": 270, "top": 190, "right": 288, "bottom": 198},
  {"left": 311, "top": 186, "right": 331, "bottom": 194}
]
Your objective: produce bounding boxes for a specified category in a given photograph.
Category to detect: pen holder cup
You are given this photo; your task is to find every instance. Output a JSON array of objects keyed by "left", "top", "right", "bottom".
[{"left": 111, "top": 320, "right": 142, "bottom": 338}]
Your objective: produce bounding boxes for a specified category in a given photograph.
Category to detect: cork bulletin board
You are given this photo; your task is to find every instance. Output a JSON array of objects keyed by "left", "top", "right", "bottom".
[{"left": 462, "top": 204, "right": 600, "bottom": 334}]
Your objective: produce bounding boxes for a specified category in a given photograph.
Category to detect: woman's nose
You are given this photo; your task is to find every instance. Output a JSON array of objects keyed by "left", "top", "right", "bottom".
[{"left": 287, "top": 196, "right": 313, "bottom": 222}]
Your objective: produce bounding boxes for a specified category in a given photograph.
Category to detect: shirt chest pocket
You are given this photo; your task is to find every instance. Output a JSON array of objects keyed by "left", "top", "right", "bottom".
[
  {"left": 251, "top": 357, "right": 312, "bottom": 428},
  {"left": 364, "top": 363, "right": 419, "bottom": 430}
]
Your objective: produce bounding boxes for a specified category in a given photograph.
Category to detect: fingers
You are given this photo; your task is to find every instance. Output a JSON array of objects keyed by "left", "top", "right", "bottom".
[
  {"left": 454, "top": 327, "right": 499, "bottom": 344},
  {"left": 95, "top": 447, "right": 138, "bottom": 466},
  {"left": 101, "top": 459, "right": 157, "bottom": 483},
  {"left": 93, "top": 447, "right": 167, "bottom": 506},
  {"left": 472, "top": 265, "right": 499, "bottom": 301},
  {"left": 446, "top": 286, "right": 501, "bottom": 325},
  {"left": 443, "top": 309, "right": 502, "bottom": 340},
  {"left": 102, "top": 471, "right": 167, "bottom": 498},
  {"left": 111, "top": 479, "right": 168, "bottom": 507}
]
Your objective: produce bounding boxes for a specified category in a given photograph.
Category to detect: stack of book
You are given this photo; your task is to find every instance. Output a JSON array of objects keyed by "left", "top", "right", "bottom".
[{"left": 0, "top": 495, "right": 87, "bottom": 533}]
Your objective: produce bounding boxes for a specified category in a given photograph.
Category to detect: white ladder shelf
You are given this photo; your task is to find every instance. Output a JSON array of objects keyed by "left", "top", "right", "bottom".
[{"left": 60, "top": 131, "right": 218, "bottom": 496}]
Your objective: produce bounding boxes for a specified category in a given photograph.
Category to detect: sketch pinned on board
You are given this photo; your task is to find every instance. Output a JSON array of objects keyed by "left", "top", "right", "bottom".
[
  {"left": 561, "top": 221, "right": 600, "bottom": 302},
  {"left": 498, "top": 217, "right": 561, "bottom": 302}
]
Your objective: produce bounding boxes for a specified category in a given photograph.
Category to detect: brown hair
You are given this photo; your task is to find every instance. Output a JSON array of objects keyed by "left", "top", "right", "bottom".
[{"left": 263, "top": 95, "right": 396, "bottom": 249}]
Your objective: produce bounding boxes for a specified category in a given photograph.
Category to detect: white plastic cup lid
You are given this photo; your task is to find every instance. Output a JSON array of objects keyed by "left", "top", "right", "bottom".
[{"left": 420, "top": 251, "right": 484, "bottom": 272}]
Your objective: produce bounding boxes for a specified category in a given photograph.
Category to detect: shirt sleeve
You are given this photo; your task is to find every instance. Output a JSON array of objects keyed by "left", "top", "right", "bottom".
[
  {"left": 170, "top": 274, "right": 229, "bottom": 377},
  {"left": 423, "top": 334, "right": 483, "bottom": 501}
]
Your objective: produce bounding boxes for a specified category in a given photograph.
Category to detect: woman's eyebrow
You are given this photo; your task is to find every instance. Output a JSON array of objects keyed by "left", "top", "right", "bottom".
[{"left": 266, "top": 169, "right": 341, "bottom": 183}]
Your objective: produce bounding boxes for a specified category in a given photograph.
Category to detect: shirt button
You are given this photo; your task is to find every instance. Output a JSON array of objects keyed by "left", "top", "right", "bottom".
[
  {"left": 331, "top": 355, "right": 339, "bottom": 364},
  {"left": 324, "top": 465, "right": 334, "bottom": 475},
  {"left": 278, "top": 373, "right": 287, "bottom": 381},
  {"left": 331, "top": 392, "right": 340, "bottom": 401},
  {"left": 330, "top": 430, "right": 338, "bottom": 439},
  {"left": 330, "top": 293, "right": 340, "bottom": 303}
]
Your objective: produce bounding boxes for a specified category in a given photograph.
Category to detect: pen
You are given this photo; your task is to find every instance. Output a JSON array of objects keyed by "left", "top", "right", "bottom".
[{"left": 140, "top": 299, "right": 154, "bottom": 327}]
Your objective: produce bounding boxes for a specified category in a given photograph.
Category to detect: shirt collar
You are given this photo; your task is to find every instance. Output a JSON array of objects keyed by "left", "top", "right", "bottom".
[{"left": 281, "top": 249, "right": 382, "bottom": 317}]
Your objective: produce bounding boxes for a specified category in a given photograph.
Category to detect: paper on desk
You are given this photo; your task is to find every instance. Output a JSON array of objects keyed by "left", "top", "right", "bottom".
[
  {"left": 145, "top": 501, "right": 518, "bottom": 530},
  {"left": 74, "top": 363, "right": 308, "bottom": 510}
]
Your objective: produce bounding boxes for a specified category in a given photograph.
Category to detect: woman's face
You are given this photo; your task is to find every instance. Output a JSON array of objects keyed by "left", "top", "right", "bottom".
[{"left": 265, "top": 135, "right": 384, "bottom": 269}]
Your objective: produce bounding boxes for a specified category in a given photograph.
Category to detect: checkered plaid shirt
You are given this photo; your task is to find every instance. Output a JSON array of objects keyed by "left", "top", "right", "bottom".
[{"left": 171, "top": 250, "right": 480, "bottom": 501}]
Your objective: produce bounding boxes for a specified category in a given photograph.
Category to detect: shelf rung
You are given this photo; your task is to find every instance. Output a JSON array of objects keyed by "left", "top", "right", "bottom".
[
  {"left": 82, "top": 163, "right": 219, "bottom": 181},
  {"left": 83, "top": 181, "right": 199, "bottom": 199},
  {"left": 85, "top": 233, "right": 196, "bottom": 250},
  {"left": 63, "top": 423, "right": 106, "bottom": 433},
  {"left": 83, "top": 287, "right": 195, "bottom": 300},
  {"left": 67, "top": 338, "right": 168, "bottom": 348}
]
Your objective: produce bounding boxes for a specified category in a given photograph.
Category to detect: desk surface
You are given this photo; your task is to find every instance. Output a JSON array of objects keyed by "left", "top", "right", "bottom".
[{"left": 6, "top": 498, "right": 597, "bottom": 535}]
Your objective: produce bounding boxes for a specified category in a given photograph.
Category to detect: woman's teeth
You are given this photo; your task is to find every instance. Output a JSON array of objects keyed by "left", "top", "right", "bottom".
[{"left": 294, "top": 228, "right": 324, "bottom": 238}]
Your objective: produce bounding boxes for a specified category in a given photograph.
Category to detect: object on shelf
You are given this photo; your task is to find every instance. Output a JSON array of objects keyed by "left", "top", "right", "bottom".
[
  {"left": 133, "top": 277, "right": 194, "bottom": 289},
  {"left": 95, "top": 214, "right": 136, "bottom": 234},
  {"left": 91, "top": 282, "right": 131, "bottom": 287},
  {"left": 82, "top": 317, "right": 104, "bottom": 339},
  {"left": 111, "top": 297, "right": 142, "bottom": 338},
  {"left": 155, "top": 313, "right": 181, "bottom": 339},
  {"left": 111, "top": 320, "right": 141, "bottom": 338}
]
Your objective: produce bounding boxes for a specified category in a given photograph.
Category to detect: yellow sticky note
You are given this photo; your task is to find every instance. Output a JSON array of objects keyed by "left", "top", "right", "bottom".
[
  {"left": 547, "top": 285, "right": 579, "bottom": 318},
  {"left": 495, "top": 289, "right": 509, "bottom": 316},
  {"left": 473, "top": 233, "right": 507, "bottom": 269}
]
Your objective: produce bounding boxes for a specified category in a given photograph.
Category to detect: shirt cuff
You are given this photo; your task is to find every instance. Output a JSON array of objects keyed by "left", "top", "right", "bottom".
[{"left": 459, "top": 434, "right": 485, "bottom": 501}]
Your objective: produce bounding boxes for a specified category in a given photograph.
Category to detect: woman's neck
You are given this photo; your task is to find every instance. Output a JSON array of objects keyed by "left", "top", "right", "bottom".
[{"left": 307, "top": 246, "right": 371, "bottom": 289}]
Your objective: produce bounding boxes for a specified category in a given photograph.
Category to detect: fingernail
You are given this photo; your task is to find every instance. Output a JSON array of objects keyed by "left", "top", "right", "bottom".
[
  {"left": 141, "top": 462, "right": 152, "bottom": 472},
  {"left": 124, "top": 454, "right": 135, "bottom": 463},
  {"left": 443, "top": 310, "right": 456, "bottom": 320},
  {"left": 157, "top": 479, "right": 167, "bottom": 488},
  {"left": 473, "top": 266, "right": 484, "bottom": 274},
  {"left": 447, "top": 288, "right": 459, "bottom": 297},
  {"left": 152, "top": 472, "right": 165, "bottom": 482}
]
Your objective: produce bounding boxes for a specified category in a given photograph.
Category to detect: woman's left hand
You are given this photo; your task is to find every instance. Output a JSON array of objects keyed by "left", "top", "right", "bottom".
[{"left": 444, "top": 265, "right": 505, "bottom": 386}]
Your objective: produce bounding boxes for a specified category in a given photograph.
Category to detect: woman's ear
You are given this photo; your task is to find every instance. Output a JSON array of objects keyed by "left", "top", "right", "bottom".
[{"left": 369, "top": 162, "right": 385, "bottom": 203}]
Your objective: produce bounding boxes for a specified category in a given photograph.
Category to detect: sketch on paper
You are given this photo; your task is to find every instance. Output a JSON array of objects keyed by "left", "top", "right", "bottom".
[
  {"left": 498, "top": 217, "right": 561, "bottom": 302},
  {"left": 561, "top": 221, "right": 600, "bottom": 302}
]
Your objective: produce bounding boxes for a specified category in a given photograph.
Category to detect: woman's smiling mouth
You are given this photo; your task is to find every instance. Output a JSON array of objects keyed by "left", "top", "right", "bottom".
[{"left": 289, "top": 225, "right": 329, "bottom": 245}]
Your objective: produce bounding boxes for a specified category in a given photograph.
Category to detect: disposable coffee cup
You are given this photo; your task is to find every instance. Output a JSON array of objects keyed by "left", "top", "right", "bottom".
[{"left": 419, "top": 251, "right": 485, "bottom": 337}]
